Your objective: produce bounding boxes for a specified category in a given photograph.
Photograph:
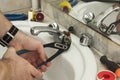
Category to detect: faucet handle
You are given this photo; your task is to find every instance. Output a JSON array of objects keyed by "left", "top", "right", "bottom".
[
  {"left": 83, "top": 12, "right": 95, "bottom": 24},
  {"left": 48, "top": 23, "right": 59, "bottom": 30}
]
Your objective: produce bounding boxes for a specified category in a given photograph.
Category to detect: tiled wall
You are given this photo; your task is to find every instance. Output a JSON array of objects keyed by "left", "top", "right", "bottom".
[
  {"left": 0, "top": 0, "right": 31, "bottom": 13},
  {"left": 42, "top": 0, "right": 120, "bottom": 61}
]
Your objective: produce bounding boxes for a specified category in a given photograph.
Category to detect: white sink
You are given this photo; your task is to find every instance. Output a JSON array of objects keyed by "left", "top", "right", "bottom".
[
  {"left": 0, "top": 21, "right": 97, "bottom": 80},
  {"left": 69, "top": 1, "right": 112, "bottom": 24}
]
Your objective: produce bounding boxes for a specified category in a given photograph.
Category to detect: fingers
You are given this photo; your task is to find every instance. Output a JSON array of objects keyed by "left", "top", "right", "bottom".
[
  {"left": 40, "top": 65, "right": 47, "bottom": 72},
  {"left": 46, "top": 62, "right": 52, "bottom": 67},
  {"left": 30, "top": 65, "right": 43, "bottom": 79},
  {"left": 37, "top": 45, "right": 52, "bottom": 67},
  {"left": 37, "top": 45, "right": 47, "bottom": 61},
  {"left": 36, "top": 56, "right": 51, "bottom": 72},
  {"left": 3, "top": 47, "right": 43, "bottom": 80}
]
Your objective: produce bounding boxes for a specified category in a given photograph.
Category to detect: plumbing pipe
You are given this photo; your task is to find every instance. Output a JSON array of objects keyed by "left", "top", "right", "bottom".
[{"left": 31, "top": 0, "right": 39, "bottom": 11}]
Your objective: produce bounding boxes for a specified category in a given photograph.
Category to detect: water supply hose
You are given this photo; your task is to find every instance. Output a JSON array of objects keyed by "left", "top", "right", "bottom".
[
  {"left": 4, "top": 13, "right": 27, "bottom": 21},
  {"left": 67, "top": 0, "right": 78, "bottom": 7}
]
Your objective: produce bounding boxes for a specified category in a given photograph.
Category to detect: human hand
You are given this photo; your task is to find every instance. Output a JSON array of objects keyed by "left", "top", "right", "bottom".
[
  {"left": 20, "top": 50, "right": 51, "bottom": 72},
  {"left": 9, "top": 31, "right": 51, "bottom": 72},
  {"left": 2, "top": 47, "right": 42, "bottom": 80},
  {"left": 0, "top": 12, "right": 51, "bottom": 71}
]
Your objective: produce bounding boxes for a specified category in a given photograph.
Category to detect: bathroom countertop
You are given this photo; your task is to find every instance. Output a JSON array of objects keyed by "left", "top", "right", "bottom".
[
  {"left": 91, "top": 48, "right": 120, "bottom": 80},
  {"left": 91, "top": 48, "right": 106, "bottom": 71}
]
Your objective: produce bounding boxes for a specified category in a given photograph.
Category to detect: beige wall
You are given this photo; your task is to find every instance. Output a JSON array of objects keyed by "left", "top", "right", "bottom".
[{"left": 0, "top": 0, "right": 31, "bottom": 13}]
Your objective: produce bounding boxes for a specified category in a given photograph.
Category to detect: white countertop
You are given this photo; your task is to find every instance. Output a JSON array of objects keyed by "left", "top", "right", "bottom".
[{"left": 91, "top": 47, "right": 120, "bottom": 80}]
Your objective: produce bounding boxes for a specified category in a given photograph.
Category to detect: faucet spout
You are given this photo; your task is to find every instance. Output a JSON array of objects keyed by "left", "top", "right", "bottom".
[
  {"left": 31, "top": 26, "right": 62, "bottom": 36},
  {"left": 30, "top": 23, "right": 65, "bottom": 43},
  {"left": 88, "top": 4, "right": 120, "bottom": 28}
]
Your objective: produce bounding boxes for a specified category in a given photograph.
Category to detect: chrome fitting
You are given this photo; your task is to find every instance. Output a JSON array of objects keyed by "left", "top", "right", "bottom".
[{"left": 79, "top": 33, "right": 93, "bottom": 47}]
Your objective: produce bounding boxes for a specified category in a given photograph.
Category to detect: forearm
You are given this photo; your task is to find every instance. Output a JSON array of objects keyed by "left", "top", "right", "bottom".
[
  {"left": 9, "top": 30, "right": 26, "bottom": 50},
  {"left": 0, "top": 12, "right": 12, "bottom": 38},
  {"left": 0, "top": 12, "right": 27, "bottom": 50}
]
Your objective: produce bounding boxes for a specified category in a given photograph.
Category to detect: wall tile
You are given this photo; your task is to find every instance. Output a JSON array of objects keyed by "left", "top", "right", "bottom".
[
  {"left": 0, "top": 0, "right": 31, "bottom": 13},
  {"left": 41, "top": 1, "right": 54, "bottom": 19}
]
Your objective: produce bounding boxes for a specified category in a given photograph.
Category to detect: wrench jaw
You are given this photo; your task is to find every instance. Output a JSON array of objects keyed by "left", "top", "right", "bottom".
[
  {"left": 62, "top": 31, "right": 71, "bottom": 50},
  {"left": 36, "top": 31, "right": 72, "bottom": 68},
  {"left": 52, "top": 31, "right": 71, "bottom": 50}
]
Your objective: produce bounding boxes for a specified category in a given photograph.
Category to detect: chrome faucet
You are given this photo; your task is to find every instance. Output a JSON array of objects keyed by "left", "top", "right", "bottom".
[
  {"left": 30, "top": 23, "right": 66, "bottom": 43},
  {"left": 31, "top": 26, "right": 61, "bottom": 35},
  {"left": 31, "top": 23, "right": 60, "bottom": 35},
  {"left": 88, "top": 4, "right": 120, "bottom": 29}
]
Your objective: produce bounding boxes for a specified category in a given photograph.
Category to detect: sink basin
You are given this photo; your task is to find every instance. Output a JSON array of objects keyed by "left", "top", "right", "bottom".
[
  {"left": 69, "top": 1, "right": 112, "bottom": 24},
  {"left": 0, "top": 21, "right": 97, "bottom": 80}
]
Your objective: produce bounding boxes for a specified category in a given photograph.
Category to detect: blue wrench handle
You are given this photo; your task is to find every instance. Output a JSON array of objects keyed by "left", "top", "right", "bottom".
[{"left": 17, "top": 50, "right": 31, "bottom": 55}]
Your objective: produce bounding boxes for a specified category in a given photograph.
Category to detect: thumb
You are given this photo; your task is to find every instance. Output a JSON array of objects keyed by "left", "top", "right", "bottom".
[
  {"left": 3, "top": 47, "right": 16, "bottom": 58},
  {"left": 30, "top": 65, "right": 43, "bottom": 79}
]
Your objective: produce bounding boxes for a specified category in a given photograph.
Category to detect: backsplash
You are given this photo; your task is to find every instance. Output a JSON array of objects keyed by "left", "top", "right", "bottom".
[
  {"left": 41, "top": 0, "right": 120, "bottom": 60},
  {"left": 0, "top": 0, "right": 31, "bottom": 13}
]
